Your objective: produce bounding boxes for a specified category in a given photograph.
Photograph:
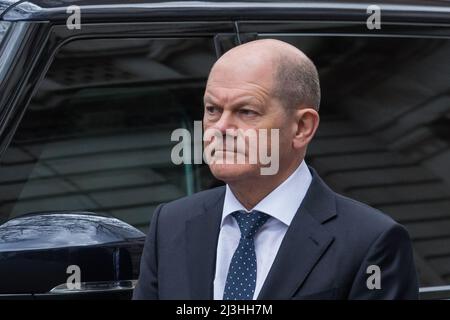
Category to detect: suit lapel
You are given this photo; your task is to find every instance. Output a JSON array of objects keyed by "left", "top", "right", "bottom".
[
  {"left": 186, "top": 187, "right": 225, "bottom": 299},
  {"left": 257, "top": 168, "right": 337, "bottom": 299}
]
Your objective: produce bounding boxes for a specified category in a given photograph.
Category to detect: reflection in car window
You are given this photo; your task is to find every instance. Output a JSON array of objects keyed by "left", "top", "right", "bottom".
[
  {"left": 3, "top": 33, "right": 450, "bottom": 288},
  {"left": 261, "top": 35, "right": 450, "bottom": 288},
  {"left": 0, "top": 38, "right": 220, "bottom": 233},
  {"left": 0, "top": 21, "right": 9, "bottom": 45}
]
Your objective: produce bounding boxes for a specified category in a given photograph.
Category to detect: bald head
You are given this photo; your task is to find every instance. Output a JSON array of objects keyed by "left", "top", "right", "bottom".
[
  {"left": 208, "top": 39, "right": 321, "bottom": 111},
  {"left": 203, "top": 39, "right": 321, "bottom": 190}
]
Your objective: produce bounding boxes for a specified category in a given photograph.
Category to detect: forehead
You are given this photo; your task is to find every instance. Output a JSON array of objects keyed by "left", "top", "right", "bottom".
[
  {"left": 204, "top": 60, "right": 275, "bottom": 105},
  {"left": 210, "top": 53, "right": 275, "bottom": 82},
  {"left": 204, "top": 85, "right": 267, "bottom": 108}
]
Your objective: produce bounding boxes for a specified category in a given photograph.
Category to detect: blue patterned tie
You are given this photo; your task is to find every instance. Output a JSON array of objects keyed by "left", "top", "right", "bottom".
[{"left": 223, "top": 210, "right": 270, "bottom": 300}]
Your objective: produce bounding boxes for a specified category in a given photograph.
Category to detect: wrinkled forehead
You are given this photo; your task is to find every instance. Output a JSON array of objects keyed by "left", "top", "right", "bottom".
[{"left": 204, "top": 66, "right": 275, "bottom": 109}]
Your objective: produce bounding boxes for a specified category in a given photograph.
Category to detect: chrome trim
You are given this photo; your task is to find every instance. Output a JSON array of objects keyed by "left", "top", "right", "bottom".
[
  {"left": 3, "top": 1, "right": 450, "bottom": 25},
  {"left": 49, "top": 280, "right": 137, "bottom": 294},
  {"left": 419, "top": 285, "right": 450, "bottom": 300}
]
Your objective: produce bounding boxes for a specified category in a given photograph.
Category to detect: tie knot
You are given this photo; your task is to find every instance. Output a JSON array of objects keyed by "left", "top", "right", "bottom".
[{"left": 231, "top": 210, "right": 270, "bottom": 239}]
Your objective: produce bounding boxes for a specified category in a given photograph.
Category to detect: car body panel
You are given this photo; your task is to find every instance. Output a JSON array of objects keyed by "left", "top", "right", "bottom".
[
  {"left": 1, "top": 0, "right": 450, "bottom": 300},
  {"left": 1, "top": 0, "right": 450, "bottom": 24}
]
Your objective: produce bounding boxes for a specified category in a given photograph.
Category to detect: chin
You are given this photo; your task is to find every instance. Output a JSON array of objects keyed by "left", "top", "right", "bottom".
[{"left": 209, "top": 163, "right": 259, "bottom": 183}]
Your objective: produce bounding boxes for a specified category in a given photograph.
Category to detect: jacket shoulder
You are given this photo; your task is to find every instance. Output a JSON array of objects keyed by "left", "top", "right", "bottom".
[
  {"left": 333, "top": 192, "right": 404, "bottom": 237},
  {"left": 157, "top": 185, "right": 225, "bottom": 220}
]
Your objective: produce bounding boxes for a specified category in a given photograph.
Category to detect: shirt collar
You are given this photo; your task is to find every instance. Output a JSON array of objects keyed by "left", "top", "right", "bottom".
[{"left": 221, "top": 160, "right": 312, "bottom": 227}]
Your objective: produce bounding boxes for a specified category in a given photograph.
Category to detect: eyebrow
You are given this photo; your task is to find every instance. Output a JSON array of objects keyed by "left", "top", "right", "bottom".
[
  {"left": 203, "top": 95, "right": 217, "bottom": 105},
  {"left": 204, "top": 95, "right": 262, "bottom": 109}
]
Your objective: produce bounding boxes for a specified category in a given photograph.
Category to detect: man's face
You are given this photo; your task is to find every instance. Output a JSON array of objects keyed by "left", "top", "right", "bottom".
[{"left": 203, "top": 56, "right": 295, "bottom": 183}]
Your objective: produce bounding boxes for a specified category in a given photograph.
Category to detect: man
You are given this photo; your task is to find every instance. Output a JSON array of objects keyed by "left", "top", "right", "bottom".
[{"left": 133, "top": 39, "right": 419, "bottom": 300}]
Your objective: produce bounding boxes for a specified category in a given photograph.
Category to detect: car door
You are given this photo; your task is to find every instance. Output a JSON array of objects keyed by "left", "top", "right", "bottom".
[
  {"left": 2, "top": 0, "right": 450, "bottom": 300},
  {"left": 236, "top": 17, "right": 450, "bottom": 299},
  {"left": 0, "top": 19, "right": 234, "bottom": 299}
]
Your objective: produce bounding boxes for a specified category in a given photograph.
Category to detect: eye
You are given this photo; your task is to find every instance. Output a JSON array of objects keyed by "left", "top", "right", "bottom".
[
  {"left": 239, "top": 108, "right": 258, "bottom": 116},
  {"left": 206, "top": 106, "right": 219, "bottom": 114}
]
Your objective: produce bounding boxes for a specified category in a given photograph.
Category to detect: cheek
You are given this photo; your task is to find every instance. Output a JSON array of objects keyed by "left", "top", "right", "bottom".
[
  {"left": 203, "top": 115, "right": 211, "bottom": 128},
  {"left": 269, "top": 127, "right": 293, "bottom": 155},
  {"left": 203, "top": 120, "right": 215, "bottom": 138}
]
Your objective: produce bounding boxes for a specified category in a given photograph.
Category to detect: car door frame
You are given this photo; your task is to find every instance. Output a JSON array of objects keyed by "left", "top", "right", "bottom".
[
  {"left": 0, "top": 19, "right": 236, "bottom": 164},
  {"left": 2, "top": 3, "right": 450, "bottom": 299},
  {"left": 236, "top": 19, "right": 450, "bottom": 300}
]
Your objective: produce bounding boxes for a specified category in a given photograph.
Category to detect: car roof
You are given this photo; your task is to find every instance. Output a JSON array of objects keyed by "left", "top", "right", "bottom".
[{"left": 1, "top": 0, "right": 450, "bottom": 24}]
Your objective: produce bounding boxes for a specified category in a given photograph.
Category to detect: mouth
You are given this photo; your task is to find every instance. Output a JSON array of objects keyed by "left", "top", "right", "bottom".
[{"left": 212, "top": 150, "right": 245, "bottom": 156}]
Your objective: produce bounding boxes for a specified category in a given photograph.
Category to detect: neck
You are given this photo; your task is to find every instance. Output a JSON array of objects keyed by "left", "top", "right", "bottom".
[{"left": 228, "top": 158, "right": 304, "bottom": 210}]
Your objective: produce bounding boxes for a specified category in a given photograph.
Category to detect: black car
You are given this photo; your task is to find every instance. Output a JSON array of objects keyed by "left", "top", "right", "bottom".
[{"left": 1, "top": 0, "right": 450, "bottom": 299}]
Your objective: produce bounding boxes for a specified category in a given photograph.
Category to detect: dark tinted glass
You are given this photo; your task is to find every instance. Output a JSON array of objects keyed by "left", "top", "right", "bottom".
[
  {"left": 0, "top": 38, "right": 220, "bottom": 233},
  {"left": 3, "top": 33, "right": 450, "bottom": 288},
  {"left": 261, "top": 35, "right": 450, "bottom": 287}
]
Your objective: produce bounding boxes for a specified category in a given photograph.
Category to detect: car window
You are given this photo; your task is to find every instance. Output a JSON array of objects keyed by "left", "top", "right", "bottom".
[
  {"left": 0, "top": 21, "right": 11, "bottom": 55},
  {"left": 0, "top": 21, "right": 9, "bottom": 45},
  {"left": 258, "top": 34, "right": 450, "bottom": 288},
  {"left": 0, "top": 37, "right": 221, "bottom": 233},
  {"left": 3, "top": 31, "right": 450, "bottom": 290}
]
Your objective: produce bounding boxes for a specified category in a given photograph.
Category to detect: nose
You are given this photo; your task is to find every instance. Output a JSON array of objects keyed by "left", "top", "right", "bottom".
[{"left": 213, "top": 111, "right": 236, "bottom": 134}]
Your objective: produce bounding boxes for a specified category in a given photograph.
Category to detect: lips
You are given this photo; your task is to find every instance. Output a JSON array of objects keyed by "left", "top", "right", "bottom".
[{"left": 212, "top": 149, "right": 245, "bottom": 156}]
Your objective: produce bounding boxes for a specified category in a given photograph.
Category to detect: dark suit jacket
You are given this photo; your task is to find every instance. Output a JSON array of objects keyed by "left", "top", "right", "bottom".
[{"left": 133, "top": 167, "right": 419, "bottom": 300}]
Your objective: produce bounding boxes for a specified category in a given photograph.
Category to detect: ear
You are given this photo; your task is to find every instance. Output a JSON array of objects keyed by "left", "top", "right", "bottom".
[{"left": 292, "top": 108, "right": 320, "bottom": 150}]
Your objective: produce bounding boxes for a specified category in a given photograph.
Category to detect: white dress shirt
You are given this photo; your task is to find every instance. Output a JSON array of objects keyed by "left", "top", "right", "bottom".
[{"left": 213, "top": 160, "right": 313, "bottom": 300}]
